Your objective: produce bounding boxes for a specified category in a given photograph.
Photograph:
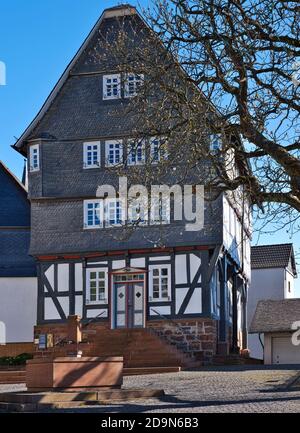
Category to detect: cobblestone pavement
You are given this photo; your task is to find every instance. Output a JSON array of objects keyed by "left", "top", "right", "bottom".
[{"left": 1, "top": 365, "right": 300, "bottom": 413}]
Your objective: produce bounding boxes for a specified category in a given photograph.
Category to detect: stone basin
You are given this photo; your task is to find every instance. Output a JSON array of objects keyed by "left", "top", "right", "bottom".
[{"left": 26, "top": 356, "right": 123, "bottom": 392}]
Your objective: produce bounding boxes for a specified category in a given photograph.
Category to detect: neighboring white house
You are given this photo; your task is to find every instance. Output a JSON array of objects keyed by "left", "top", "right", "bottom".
[
  {"left": 0, "top": 161, "right": 37, "bottom": 343},
  {"left": 250, "top": 299, "right": 300, "bottom": 364},
  {"left": 248, "top": 243, "right": 297, "bottom": 360}
]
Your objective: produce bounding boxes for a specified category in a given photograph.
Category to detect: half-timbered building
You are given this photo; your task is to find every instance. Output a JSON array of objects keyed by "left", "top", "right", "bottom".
[{"left": 13, "top": 5, "right": 251, "bottom": 365}]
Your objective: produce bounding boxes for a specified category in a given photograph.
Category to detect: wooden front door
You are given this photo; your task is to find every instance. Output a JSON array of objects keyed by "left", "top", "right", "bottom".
[{"left": 113, "top": 270, "right": 145, "bottom": 329}]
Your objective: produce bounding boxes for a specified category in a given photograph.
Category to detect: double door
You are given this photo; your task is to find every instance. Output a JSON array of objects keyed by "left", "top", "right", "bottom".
[{"left": 114, "top": 281, "right": 144, "bottom": 328}]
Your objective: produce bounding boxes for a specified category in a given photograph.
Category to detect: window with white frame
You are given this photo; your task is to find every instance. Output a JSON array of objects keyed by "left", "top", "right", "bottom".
[
  {"left": 83, "top": 142, "right": 101, "bottom": 168},
  {"left": 150, "top": 195, "right": 170, "bottom": 224},
  {"left": 84, "top": 200, "right": 103, "bottom": 229},
  {"left": 124, "top": 73, "right": 144, "bottom": 98},
  {"left": 105, "top": 199, "right": 123, "bottom": 226},
  {"left": 127, "top": 139, "right": 145, "bottom": 165},
  {"left": 103, "top": 74, "right": 121, "bottom": 100},
  {"left": 150, "top": 137, "right": 168, "bottom": 163},
  {"left": 29, "top": 144, "right": 40, "bottom": 172},
  {"left": 105, "top": 140, "right": 123, "bottom": 166},
  {"left": 128, "top": 196, "right": 148, "bottom": 224},
  {"left": 210, "top": 133, "right": 222, "bottom": 153},
  {"left": 86, "top": 268, "right": 108, "bottom": 304},
  {"left": 149, "top": 264, "right": 171, "bottom": 301}
]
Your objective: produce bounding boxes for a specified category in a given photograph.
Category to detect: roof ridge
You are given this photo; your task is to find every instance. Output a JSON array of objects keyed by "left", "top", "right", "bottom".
[{"left": 251, "top": 243, "right": 293, "bottom": 248}]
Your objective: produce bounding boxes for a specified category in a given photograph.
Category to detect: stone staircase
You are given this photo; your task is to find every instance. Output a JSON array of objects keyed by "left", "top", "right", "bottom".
[
  {"left": 0, "top": 369, "right": 26, "bottom": 384},
  {"left": 34, "top": 328, "right": 199, "bottom": 372}
]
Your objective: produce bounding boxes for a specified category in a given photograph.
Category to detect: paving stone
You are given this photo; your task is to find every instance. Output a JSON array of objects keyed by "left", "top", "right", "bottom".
[{"left": 0, "top": 366, "right": 300, "bottom": 413}]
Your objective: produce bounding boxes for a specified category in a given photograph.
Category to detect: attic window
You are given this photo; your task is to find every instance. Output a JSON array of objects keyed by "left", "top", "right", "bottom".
[
  {"left": 124, "top": 73, "right": 144, "bottom": 98},
  {"left": 103, "top": 74, "right": 121, "bottom": 100},
  {"left": 29, "top": 144, "right": 40, "bottom": 172}
]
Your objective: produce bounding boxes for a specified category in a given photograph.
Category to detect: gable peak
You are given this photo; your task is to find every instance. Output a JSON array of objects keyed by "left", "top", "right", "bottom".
[{"left": 103, "top": 4, "right": 137, "bottom": 19}]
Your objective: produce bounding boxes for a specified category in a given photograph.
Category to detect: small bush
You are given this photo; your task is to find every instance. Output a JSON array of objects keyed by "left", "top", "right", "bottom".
[{"left": 0, "top": 353, "right": 33, "bottom": 366}]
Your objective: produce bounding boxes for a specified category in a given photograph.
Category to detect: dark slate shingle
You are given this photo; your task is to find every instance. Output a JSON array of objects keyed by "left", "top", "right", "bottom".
[
  {"left": 251, "top": 243, "right": 296, "bottom": 275},
  {"left": 0, "top": 161, "right": 36, "bottom": 277},
  {"left": 250, "top": 299, "right": 300, "bottom": 333},
  {"left": 0, "top": 229, "right": 36, "bottom": 277},
  {"left": 0, "top": 162, "right": 30, "bottom": 226}
]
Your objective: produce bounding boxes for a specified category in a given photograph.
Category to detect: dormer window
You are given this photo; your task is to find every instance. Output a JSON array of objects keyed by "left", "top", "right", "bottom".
[
  {"left": 29, "top": 144, "right": 40, "bottom": 172},
  {"left": 103, "top": 74, "right": 121, "bottom": 100},
  {"left": 105, "top": 140, "right": 123, "bottom": 166},
  {"left": 83, "top": 142, "right": 101, "bottom": 169},
  {"left": 124, "top": 73, "right": 144, "bottom": 98}
]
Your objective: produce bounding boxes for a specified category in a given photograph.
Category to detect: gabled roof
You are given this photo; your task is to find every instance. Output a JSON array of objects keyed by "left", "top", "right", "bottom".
[
  {"left": 251, "top": 243, "right": 297, "bottom": 276},
  {"left": 250, "top": 299, "right": 300, "bottom": 333},
  {"left": 0, "top": 160, "right": 30, "bottom": 227},
  {"left": 0, "top": 160, "right": 27, "bottom": 195},
  {"left": 12, "top": 4, "right": 137, "bottom": 156},
  {"left": 0, "top": 161, "right": 36, "bottom": 277}
]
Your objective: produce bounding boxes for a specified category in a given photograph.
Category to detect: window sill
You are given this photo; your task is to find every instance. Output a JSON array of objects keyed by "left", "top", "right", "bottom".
[
  {"left": 127, "top": 162, "right": 145, "bottom": 166},
  {"left": 149, "top": 298, "right": 171, "bottom": 303},
  {"left": 83, "top": 165, "right": 101, "bottom": 170},
  {"left": 103, "top": 96, "right": 121, "bottom": 101},
  {"left": 86, "top": 300, "right": 108, "bottom": 305},
  {"left": 84, "top": 226, "right": 103, "bottom": 230},
  {"left": 124, "top": 94, "right": 137, "bottom": 98}
]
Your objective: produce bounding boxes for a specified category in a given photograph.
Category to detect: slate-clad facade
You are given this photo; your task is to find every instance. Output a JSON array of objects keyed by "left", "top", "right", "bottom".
[
  {"left": 13, "top": 5, "right": 251, "bottom": 359},
  {"left": 0, "top": 161, "right": 37, "bottom": 342}
]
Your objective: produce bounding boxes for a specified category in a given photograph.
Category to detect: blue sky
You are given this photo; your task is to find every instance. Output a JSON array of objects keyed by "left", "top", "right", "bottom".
[{"left": 0, "top": 0, "right": 299, "bottom": 294}]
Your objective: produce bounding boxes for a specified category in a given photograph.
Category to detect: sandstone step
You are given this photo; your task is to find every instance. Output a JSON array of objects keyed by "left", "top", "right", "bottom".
[
  {"left": 125, "top": 361, "right": 182, "bottom": 368},
  {"left": 0, "top": 391, "right": 98, "bottom": 403},
  {"left": 0, "top": 381, "right": 26, "bottom": 385},
  {"left": 0, "top": 402, "right": 36, "bottom": 412},
  {"left": 123, "top": 366, "right": 181, "bottom": 375},
  {"left": 0, "top": 389, "right": 165, "bottom": 412},
  {"left": 0, "top": 371, "right": 26, "bottom": 384}
]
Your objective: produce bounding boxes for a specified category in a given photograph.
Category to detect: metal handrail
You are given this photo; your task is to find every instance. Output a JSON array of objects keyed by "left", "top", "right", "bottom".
[
  {"left": 53, "top": 311, "right": 106, "bottom": 348},
  {"left": 82, "top": 311, "right": 106, "bottom": 329},
  {"left": 149, "top": 308, "right": 203, "bottom": 354}
]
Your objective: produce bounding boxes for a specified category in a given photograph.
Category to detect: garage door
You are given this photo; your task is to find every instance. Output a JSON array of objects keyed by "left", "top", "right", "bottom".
[{"left": 272, "top": 337, "right": 300, "bottom": 364}]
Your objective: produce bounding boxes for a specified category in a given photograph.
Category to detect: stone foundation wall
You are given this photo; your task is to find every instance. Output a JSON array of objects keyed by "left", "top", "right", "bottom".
[
  {"left": 34, "top": 321, "right": 111, "bottom": 345},
  {"left": 147, "top": 318, "right": 218, "bottom": 363},
  {"left": 34, "top": 319, "right": 218, "bottom": 363},
  {"left": 0, "top": 342, "right": 35, "bottom": 357}
]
